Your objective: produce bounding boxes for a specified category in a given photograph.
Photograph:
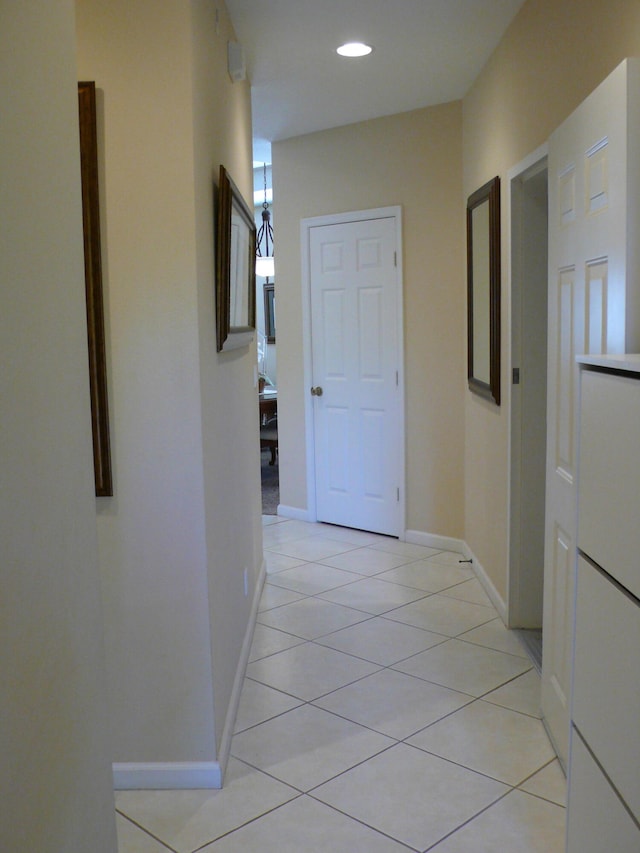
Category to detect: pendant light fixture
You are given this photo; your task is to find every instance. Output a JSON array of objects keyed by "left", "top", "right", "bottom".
[{"left": 256, "top": 162, "right": 275, "bottom": 280}]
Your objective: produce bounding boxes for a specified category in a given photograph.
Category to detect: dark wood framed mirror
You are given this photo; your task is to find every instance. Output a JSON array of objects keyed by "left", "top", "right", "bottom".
[
  {"left": 467, "top": 175, "right": 501, "bottom": 405},
  {"left": 78, "top": 81, "right": 113, "bottom": 495},
  {"left": 264, "top": 282, "right": 275, "bottom": 343},
  {"left": 215, "top": 165, "right": 256, "bottom": 352}
]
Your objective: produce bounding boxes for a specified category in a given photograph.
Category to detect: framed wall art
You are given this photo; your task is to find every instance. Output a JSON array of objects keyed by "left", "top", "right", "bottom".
[
  {"left": 264, "top": 282, "right": 275, "bottom": 343},
  {"left": 78, "top": 81, "right": 113, "bottom": 495},
  {"left": 215, "top": 165, "right": 257, "bottom": 352}
]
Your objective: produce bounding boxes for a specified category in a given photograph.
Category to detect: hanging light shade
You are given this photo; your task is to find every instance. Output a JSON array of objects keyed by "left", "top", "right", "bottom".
[
  {"left": 256, "top": 254, "right": 275, "bottom": 278},
  {"left": 256, "top": 162, "right": 274, "bottom": 279}
]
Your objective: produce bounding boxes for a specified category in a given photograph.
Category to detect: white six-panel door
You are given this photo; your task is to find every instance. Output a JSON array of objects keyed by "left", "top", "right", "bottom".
[
  {"left": 307, "top": 212, "right": 403, "bottom": 536},
  {"left": 542, "top": 59, "right": 640, "bottom": 764}
]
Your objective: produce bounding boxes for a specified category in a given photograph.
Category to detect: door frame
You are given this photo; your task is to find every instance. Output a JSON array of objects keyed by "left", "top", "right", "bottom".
[
  {"left": 506, "top": 143, "right": 549, "bottom": 627},
  {"left": 300, "top": 206, "right": 405, "bottom": 536}
]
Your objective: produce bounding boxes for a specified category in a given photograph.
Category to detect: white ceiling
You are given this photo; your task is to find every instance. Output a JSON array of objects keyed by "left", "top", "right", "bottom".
[{"left": 225, "top": 0, "right": 527, "bottom": 164}]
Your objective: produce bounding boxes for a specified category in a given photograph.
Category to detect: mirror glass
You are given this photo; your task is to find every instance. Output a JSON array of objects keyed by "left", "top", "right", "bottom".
[
  {"left": 471, "top": 199, "right": 491, "bottom": 385},
  {"left": 215, "top": 165, "right": 256, "bottom": 352},
  {"left": 230, "top": 200, "right": 251, "bottom": 327},
  {"left": 264, "top": 283, "right": 275, "bottom": 343},
  {"left": 467, "top": 175, "right": 500, "bottom": 404}
]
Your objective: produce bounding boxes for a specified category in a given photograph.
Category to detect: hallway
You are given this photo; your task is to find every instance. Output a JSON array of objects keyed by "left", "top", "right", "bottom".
[{"left": 115, "top": 518, "right": 565, "bottom": 851}]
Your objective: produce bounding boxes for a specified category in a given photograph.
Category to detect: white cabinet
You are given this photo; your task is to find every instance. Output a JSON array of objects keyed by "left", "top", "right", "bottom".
[
  {"left": 567, "top": 358, "right": 640, "bottom": 852},
  {"left": 578, "top": 365, "right": 640, "bottom": 600},
  {"left": 573, "top": 555, "right": 640, "bottom": 815},
  {"left": 567, "top": 735, "right": 639, "bottom": 851}
]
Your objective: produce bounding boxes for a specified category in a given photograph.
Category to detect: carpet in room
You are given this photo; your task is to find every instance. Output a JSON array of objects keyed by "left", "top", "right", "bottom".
[{"left": 261, "top": 448, "right": 279, "bottom": 515}]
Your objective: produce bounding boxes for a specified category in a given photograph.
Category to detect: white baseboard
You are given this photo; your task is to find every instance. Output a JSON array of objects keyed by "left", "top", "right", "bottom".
[
  {"left": 113, "top": 560, "right": 267, "bottom": 791},
  {"left": 276, "top": 504, "right": 314, "bottom": 522},
  {"left": 113, "top": 761, "right": 222, "bottom": 790},
  {"left": 461, "top": 542, "right": 508, "bottom": 624},
  {"left": 216, "top": 558, "right": 266, "bottom": 780},
  {"left": 404, "top": 528, "right": 466, "bottom": 554},
  {"left": 404, "top": 529, "right": 508, "bottom": 625}
]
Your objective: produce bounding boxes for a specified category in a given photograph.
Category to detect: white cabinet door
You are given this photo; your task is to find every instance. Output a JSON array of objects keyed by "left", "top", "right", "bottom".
[
  {"left": 578, "top": 369, "right": 640, "bottom": 600},
  {"left": 573, "top": 555, "right": 640, "bottom": 817},
  {"left": 542, "top": 59, "right": 640, "bottom": 763},
  {"left": 567, "top": 733, "right": 640, "bottom": 853}
]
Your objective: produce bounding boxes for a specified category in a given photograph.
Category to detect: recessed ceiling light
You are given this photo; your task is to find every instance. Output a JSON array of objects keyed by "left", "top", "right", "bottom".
[{"left": 336, "top": 42, "right": 373, "bottom": 58}]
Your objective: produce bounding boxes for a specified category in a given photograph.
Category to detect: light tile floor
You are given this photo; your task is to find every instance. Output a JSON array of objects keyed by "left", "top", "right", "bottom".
[{"left": 116, "top": 518, "right": 566, "bottom": 853}]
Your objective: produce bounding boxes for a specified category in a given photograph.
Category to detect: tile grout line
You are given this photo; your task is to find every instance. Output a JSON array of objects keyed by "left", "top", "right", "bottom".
[
  {"left": 115, "top": 809, "right": 179, "bottom": 853},
  {"left": 303, "top": 791, "right": 421, "bottom": 852},
  {"left": 187, "top": 793, "right": 306, "bottom": 853},
  {"left": 120, "top": 530, "right": 564, "bottom": 851}
]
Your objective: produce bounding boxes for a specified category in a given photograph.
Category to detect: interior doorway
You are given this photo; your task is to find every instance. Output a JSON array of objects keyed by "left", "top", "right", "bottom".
[
  {"left": 508, "top": 147, "right": 549, "bottom": 664},
  {"left": 259, "top": 364, "right": 278, "bottom": 515},
  {"left": 255, "top": 161, "right": 279, "bottom": 516}
]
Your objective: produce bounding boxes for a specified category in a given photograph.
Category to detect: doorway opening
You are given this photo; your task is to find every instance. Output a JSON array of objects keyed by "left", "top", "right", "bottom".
[
  {"left": 508, "top": 148, "right": 549, "bottom": 670},
  {"left": 260, "top": 423, "right": 279, "bottom": 515},
  {"left": 255, "top": 161, "right": 279, "bottom": 516},
  {"left": 259, "top": 370, "right": 278, "bottom": 515}
]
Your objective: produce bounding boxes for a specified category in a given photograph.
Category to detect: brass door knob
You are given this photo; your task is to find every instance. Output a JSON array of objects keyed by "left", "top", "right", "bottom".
[{"left": 311, "top": 386, "right": 324, "bottom": 397}]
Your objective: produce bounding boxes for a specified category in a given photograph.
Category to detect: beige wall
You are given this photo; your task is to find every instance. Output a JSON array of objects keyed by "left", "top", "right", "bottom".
[
  {"left": 463, "top": 0, "right": 640, "bottom": 600},
  {"left": 190, "top": 0, "right": 261, "bottom": 757},
  {"left": 274, "top": 102, "right": 465, "bottom": 538},
  {"left": 1, "top": 2, "right": 117, "bottom": 849},
  {"left": 274, "top": 0, "right": 640, "bottom": 607},
  {"left": 76, "top": 0, "right": 259, "bottom": 770}
]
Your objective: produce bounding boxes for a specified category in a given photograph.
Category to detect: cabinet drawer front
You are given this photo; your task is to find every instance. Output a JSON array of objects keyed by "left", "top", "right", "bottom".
[
  {"left": 573, "top": 556, "right": 640, "bottom": 817},
  {"left": 578, "top": 370, "right": 640, "bottom": 599},
  {"left": 567, "top": 731, "right": 640, "bottom": 853}
]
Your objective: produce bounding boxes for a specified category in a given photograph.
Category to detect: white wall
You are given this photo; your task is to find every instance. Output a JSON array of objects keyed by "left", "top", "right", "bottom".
[
  {"left": 273, "top": 103, "right": 464, "bottom": 537},
  {"left": 462, "top": 0, "right": 640, "bottom": 601},
  {"left": 77, "top": 0, "right": 215, "bottom": 765},
  {"left": 0, "top": 2, "right": 117, "bottom": 849},
  {"left": 76, "top": 0, "right": 260, "bottom": 776},
  {"left": 190, "top": 0, "right": 262, "bottom": 762}
]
